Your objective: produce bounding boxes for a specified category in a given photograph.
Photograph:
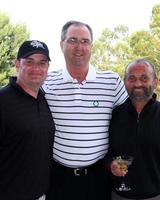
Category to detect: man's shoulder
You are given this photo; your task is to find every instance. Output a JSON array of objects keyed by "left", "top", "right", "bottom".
[
  {"left": 0, "top": 84, "right": 12, "bottom": 95},
  {"left": 95, "top": 70, "right": 121, "bottom": 80},
  {"left": 94, "top": 70, "right": 123, "bottom": 87},
  {"left": 113, "top": 98, "right": 129, "bottom": 111},
  {"left": 96, "top": 70, "right": 119, "bottom": 76},
  {"left": 0, "top": 84, "right": 14, "bottom": 104},
  {"left": 44, "top": 69, "right": 64, "bottom": 85},
  {"left": 46, "top": 69, "right": 63, "bottom": 79},
  {"left": 43, "top": 69, "right": 63, "bottom": 91}
]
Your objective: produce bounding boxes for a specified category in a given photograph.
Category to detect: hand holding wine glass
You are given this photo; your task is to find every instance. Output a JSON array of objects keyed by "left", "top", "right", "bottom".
[
  {"left": 112, "top": 155, "right": 134, "bottom": 191},
  {"left": 111, "top": 157, "right": 128, "bottom": 177}
]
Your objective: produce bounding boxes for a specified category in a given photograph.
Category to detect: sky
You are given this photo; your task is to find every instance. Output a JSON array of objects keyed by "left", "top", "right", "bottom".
[{"left": 0, "top": 0, "right": 160, "bottom": 71}]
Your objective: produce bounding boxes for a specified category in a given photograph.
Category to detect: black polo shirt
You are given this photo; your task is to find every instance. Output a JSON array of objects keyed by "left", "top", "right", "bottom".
[{"left": 0, "top": 77, "right": 54, "bottom": 200}]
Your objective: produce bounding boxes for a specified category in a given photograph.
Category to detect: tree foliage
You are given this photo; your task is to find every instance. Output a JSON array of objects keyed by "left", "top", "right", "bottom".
[
  {"left": 0, "top": 11, "right": 30, "bottom": 86},
  {"left": 91, "top": 4, "right": 160, "bottom": 96}
]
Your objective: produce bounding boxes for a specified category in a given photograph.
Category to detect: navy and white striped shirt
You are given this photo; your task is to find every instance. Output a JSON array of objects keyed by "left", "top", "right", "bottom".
[{"left": 43, "top": 66, "right": 128, "bottom": 167}]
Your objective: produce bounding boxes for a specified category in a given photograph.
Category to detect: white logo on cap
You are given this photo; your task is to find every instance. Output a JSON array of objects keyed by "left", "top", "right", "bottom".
[{"left": 30, "top": 40, "right": 45, "bottom": 49}]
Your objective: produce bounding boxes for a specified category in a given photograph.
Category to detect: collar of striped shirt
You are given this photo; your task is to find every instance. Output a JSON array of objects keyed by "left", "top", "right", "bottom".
[{"left": 62, "top": 65, "right": 96, "bottom": 82}]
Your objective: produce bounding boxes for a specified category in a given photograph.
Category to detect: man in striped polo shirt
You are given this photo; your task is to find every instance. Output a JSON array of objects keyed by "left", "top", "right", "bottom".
[{"left": 43, "top": 21, "right": 128, "bottom": 200}]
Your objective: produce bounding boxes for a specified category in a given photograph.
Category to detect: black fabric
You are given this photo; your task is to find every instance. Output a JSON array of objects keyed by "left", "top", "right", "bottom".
[
  {"left": 46, "top": 159, "right": 111, "bottom": 200},
  {"left": 108, "top": 96, "right": 160, "bottom": 199},
  {"left": 51, "top": 158, "right": 105, "bottom": 176},
  {"left": 0, "top": 77, "right": 55, "bottom": 200}
]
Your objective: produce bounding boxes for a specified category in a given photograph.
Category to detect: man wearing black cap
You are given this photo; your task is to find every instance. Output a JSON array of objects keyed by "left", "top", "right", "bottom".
[{"left": 0, "top": 40, "right": 55, "bottom": 200}]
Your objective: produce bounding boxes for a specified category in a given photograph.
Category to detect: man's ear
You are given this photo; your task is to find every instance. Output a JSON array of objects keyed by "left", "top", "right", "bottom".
[
  {"left": 153, "top": 78, "right": 158, "bottom": 90},
  {"left": 60, "top": 41, "right": 64, "bottom": 53},
  {"left": 15, "top": 59, "right": 20, "bottom": 72}
]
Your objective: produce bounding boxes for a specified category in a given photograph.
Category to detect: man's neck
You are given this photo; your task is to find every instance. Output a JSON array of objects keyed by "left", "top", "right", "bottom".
[
  {"left": 132, "top": 100, "right": 149, "bottom": 114},
  {"left": 67, "top": 65, "right": 89, "bottom": 83},
  {"left": 16, "top": 80, "right": 39, "bottom": 98}
]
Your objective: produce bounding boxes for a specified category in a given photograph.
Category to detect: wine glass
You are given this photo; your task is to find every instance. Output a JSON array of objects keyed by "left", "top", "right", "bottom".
[{"left": 114, "top": 155, "right": 134, "bottom": 191}]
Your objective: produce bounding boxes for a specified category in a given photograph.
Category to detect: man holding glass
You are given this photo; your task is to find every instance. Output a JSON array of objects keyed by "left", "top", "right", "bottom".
[{"left": 109, "top": 59, "right": 160, "bottom": 200}]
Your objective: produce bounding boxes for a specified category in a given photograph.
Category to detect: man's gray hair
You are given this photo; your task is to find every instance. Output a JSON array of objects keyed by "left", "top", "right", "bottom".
[{"left": 61, "top": 20, "right": 93, "bottom": 42}]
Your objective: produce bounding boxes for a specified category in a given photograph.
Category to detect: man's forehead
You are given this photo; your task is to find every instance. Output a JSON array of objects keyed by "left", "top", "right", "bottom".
[
  {"left": 127, "top": 63, "right": 153, "bottom": 74},
  {"left": 67, "top": 25, "right": 91, "bottom": 37}
]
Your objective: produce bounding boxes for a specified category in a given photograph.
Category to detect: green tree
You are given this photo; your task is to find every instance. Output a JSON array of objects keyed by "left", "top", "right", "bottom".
[
  {"left": 91, "top": 4, "right": 160, "bottom": 96},
  {"left": 0, "top": 11, "right": 30, "bottom": 86},
  {"left": 150, "top": 4, "right": 160, "bottom": 38},
  {"left": 91, "top": 25, "right": 133, "bottom": 77}
]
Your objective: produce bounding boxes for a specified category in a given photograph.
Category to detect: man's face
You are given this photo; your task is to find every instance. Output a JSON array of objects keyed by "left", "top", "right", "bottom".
[
  {"left": 16, "top": 54, "right": 49, "bottom": 88},
  {"left": 124, "top": 63, "right": 158, "bottom": 102},
  {"left": 60, "top": 25, "right": 92, "bottom": 68}
]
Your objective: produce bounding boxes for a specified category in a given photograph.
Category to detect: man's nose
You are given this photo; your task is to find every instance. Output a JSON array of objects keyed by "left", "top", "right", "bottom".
[
  {"left": 75, "top": 41, "right": 83, "bottom": 47},
  {"left": 135, "top": 79, "right": 143, "bottom": 87}
]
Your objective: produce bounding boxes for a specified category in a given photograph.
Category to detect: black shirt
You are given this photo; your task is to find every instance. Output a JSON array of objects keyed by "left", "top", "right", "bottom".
[
  {"left": 109, "top": 96, "right": 160, "bottom": 199},
  {"left": 0, "top": 77, "right": 55, "bottom": 200}
]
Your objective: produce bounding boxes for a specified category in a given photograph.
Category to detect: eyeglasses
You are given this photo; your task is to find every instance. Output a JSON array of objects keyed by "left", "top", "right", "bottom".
[
  {"left": 66, "top": 37, "right": 92, "bottom": 46},
  {"left": 22, "top": 59, "right": 49, "bottom": 69}
]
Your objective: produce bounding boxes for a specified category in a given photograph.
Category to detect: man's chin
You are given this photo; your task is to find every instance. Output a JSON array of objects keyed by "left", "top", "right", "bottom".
[{"left": 131, "top": 95, "right": 150, "bottom": 102}]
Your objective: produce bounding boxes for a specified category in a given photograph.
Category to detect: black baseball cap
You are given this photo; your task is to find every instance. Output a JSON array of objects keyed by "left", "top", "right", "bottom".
[{"left": 17, "top": 40, "right": 51, "bottom": 61}]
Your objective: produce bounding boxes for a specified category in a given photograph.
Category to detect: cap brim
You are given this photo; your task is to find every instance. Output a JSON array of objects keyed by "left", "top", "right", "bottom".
[{"left": 21, "top": 50, "right": 51, "bottom": 61}]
